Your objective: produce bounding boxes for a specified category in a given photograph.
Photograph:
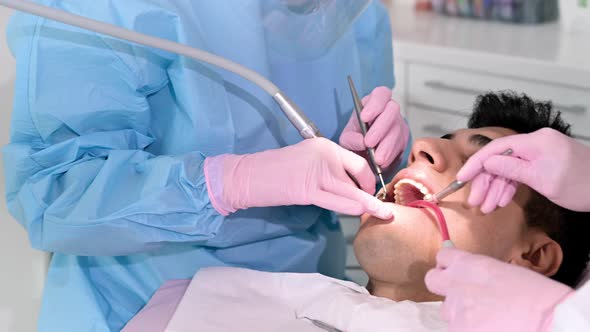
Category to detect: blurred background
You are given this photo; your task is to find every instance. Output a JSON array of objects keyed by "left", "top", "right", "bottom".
[
  {"left": 0, "top": 5, "right": 48, "bottom": 332},
  {"left": 384, "top": 0, "right": 590, "bottom": 142},
  {"left": 1, "top": 1, "right": 589, "bottom": 330}
]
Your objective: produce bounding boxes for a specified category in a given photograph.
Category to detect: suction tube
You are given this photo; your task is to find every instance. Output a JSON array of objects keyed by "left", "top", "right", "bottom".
[{"left": 407, "top": 200, "right": 454, "bottom": 247}]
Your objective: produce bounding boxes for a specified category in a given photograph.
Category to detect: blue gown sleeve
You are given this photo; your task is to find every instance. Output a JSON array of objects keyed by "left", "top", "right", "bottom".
[{"left": 3, "top": 8, "right": 224, "bottom": 256}]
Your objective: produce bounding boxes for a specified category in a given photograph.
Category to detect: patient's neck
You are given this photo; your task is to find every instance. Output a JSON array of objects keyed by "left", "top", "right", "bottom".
[{"left": 366, "top": 279, "right": 443, "bottom": 302}]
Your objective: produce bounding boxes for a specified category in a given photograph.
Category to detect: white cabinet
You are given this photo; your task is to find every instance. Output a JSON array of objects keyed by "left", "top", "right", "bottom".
[
  {"left": 405, "top": 63, "right": 590, "bottom": 142},
  {"left": 407, "top": 104, "right": 468, "bottom": 139},
  {"left": 389, "top": 3, "right": 590, "bottom": 145}
]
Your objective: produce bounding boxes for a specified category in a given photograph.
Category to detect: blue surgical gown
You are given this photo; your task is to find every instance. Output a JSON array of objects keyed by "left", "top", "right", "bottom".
[{"left": 3, "top": 1, "right": 401, "bottom": 330}]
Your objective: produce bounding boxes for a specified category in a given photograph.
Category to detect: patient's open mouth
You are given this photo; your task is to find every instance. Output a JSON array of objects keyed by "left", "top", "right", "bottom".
[{"left": 393, "top": 179, "right": 433, "bottom": 206}]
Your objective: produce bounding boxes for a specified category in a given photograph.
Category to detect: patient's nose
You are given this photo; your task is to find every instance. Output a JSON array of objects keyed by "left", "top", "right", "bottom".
[{"left": 408, "top": 139, "right": 447, "bottom": 173}]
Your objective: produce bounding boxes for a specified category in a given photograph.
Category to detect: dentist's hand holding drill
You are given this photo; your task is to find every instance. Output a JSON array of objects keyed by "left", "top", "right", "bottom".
[
  {"left": 206, "top": 87, "right": 408, "bottom": 219},
  {"left": 426, "top": 127, "right": 590, "bottom": 332}
]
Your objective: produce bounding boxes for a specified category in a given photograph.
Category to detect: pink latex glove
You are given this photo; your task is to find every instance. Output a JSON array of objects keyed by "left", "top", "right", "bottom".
[
  {"left": 339, "top": 86, "right": 409, "bottom": 169},
  {"left": 425, "top": 248, "right": 573, "bottom": 332},
  {"left": 457, "top": 128, "right": 590, "bottom": 213},
  {"left": 205, "top": 137, "right": 394, "bottom": 219}
]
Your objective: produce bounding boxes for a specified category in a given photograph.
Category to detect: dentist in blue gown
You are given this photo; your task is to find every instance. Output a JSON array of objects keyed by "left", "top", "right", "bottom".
[{"left": 3, "top": 1, "right": 409, "bottom": 330}]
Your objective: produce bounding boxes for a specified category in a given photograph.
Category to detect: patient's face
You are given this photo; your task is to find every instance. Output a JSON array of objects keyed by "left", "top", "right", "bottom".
[{"left": 354, "top": 127, "right": 531, "bottom": 293}]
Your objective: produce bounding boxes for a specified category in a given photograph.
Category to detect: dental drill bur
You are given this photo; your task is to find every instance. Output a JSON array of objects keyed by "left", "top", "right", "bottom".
[{"left": 347, "top": 76, "right": 388, "bottom": 201}]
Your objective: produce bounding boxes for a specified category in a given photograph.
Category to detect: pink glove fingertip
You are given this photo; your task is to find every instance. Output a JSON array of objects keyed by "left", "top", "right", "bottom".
[
  {"left": 456, "top": 162, "right": 483, "bottom": 183},
  {"left": 339, "top": 131, "right": 367, "bottom": 151},
  {"left": 366, "top": 199, "right": 395, "bottom": 220},
  {"left": 498, "top": 181, "right": 517, "bottom": 207},
  {"left": 479, "top": 176, "right": 508, "bottom": 214},
  {"left": 467, "top": 173, "right": 491, "bottom": 208},
  {"left": 424, "top": 268, "right": 450, "bottom": 297},
  {"left": 360, "top": 86, "right": 392, "bottom": 122},
  {"left": 373, "top": 115, "right": 409, "bottom": 167}
]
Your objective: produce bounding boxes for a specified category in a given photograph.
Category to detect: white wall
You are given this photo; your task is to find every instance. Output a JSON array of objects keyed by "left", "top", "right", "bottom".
[{"left": 0, "top": 7, "right": 48, "bottom": 332}]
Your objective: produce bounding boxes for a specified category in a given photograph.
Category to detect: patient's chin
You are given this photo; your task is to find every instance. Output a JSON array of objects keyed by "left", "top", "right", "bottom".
[
  {"left": 354, "top": 229, "right": 431, "bottom": 285},
  {"left": 354, "top": 208, "right": 440, "bottom": 285}
]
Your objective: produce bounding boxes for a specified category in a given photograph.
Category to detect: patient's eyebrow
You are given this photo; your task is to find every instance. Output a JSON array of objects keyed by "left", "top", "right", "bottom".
[{"left": 469, "top": 134, "right": 493, "bottom": 147}]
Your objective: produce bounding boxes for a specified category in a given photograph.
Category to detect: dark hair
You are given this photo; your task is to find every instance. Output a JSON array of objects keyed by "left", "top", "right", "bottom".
[{"left": 468, "top": 91, "right": 590, "bottom": 287}]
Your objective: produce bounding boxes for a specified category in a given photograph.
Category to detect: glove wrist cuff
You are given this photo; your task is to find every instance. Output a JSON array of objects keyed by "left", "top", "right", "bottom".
[{"left": 204, "top": 155, "right": 241, "bottom": 215}]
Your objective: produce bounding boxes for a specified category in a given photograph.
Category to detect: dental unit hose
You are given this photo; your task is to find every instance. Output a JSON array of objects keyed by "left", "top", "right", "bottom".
[{"left": 0, "top": 0, "right": 321, "bottom": 140}]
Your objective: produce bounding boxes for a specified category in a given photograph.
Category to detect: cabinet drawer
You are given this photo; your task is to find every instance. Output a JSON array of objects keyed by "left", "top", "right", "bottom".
[
  {"left": 407, "top": 105, "right": 469, "bottom": 139},
  {"left": 407, "top": 104, "right": 590, "bottom": 147},
  {"left": 408, "top": 64, "right": 590, "bottom": 138}
]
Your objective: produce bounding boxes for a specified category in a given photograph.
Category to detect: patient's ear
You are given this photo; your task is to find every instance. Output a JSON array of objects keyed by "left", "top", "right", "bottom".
[{"left": 509, "top": 231, "right": 563, "bottom": 277}]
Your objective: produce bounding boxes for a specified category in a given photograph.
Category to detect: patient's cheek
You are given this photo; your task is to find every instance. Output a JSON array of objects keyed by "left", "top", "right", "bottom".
[{"left": 443, "top": 211, "right": 522, "bottom": 260}]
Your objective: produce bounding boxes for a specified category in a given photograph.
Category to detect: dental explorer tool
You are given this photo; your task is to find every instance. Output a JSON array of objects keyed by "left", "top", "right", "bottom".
[
  {"left": 0, "top": 0, "right": 321, "bottom": 140},
  {"left": 426, "top": 148, "right": 513, "bottom": 203},
  {"left": 347, "top": 76, "right": 388, "bottom": 201}
]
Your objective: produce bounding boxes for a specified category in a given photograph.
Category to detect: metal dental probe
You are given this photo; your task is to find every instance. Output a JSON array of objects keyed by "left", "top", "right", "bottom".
[
  {"left": 427, "top": 148, "right": 514, "bottom": 203},
  {"left": 347, "top": 76, "right": 388, "bottom": 201}
]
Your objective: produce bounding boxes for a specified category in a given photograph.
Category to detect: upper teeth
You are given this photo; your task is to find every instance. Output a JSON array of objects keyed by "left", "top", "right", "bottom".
[{"left": 393, "top": 178, "right": 433, "bottom": 204}]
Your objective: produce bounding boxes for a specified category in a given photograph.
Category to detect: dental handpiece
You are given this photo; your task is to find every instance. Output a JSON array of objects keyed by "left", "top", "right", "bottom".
[
  {"left": 347, "top": 76, "right": 388, "bottom": 201},
  {"left": 427, "top": 148, "right": 514, "bottom": 203}
]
